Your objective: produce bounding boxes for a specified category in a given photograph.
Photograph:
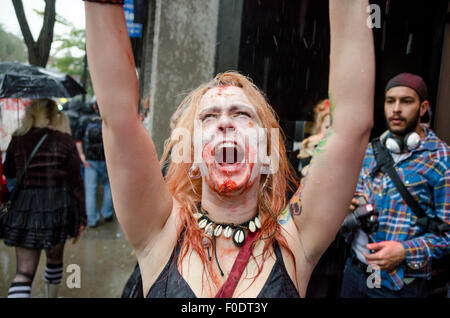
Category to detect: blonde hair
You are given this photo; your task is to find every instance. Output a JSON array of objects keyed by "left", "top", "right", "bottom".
[
  {"left": 315, "top": 111, "right": 330, "bottom": 136},
  {"left": 304, "top": 99, "right": 330, "bottom": 137},
  {"left": 14, "top": 99, "right": 72, "bottom": 136},
  {"left": 161, "top": 71, "right": 298, "bottom": 289},
  {"left": 299, "top": 102, "right": 330, "bottom": 177}
]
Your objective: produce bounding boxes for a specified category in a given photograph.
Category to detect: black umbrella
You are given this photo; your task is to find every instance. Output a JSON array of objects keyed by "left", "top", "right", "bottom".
[{"left": 0, "top": 61, "right": 86, "bottom": 99}]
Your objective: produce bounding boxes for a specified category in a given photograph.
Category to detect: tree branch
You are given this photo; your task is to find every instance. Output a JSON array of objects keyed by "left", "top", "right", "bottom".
[
  {"left": 11, "top": 0, "right": 36, "bottom": 52},
  {"left": 12, "top": 0, "right": 56, "bottom": 66},
  {"left": 37, "top": 0, "right": 56, "bottom": 65}
]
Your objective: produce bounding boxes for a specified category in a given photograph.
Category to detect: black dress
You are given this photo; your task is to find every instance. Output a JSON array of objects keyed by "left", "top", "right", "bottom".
[
  {"left": 146, "top": 234, "right": 300, "bottom": 298},
  {"left": 1, "top": 127, "right": 86, "bottom": 250}
]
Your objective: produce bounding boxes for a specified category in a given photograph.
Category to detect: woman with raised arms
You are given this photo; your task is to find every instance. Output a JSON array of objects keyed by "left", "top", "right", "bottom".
[{"left": 84, "top": 0, "right": 374, "bottom": 298}]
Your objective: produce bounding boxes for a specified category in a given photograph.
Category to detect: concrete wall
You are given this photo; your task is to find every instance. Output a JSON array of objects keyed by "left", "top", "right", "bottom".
[{"left": 141, "top": 0, "right": 220, "bottom": 157}]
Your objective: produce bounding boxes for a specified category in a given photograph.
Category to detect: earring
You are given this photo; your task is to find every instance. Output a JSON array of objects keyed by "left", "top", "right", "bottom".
[
  {"left": 188, "top": 164, "right": 201, "bottom": 179},
  {"left": 261, "top": 159, "right": 273, "bottom": 175}
]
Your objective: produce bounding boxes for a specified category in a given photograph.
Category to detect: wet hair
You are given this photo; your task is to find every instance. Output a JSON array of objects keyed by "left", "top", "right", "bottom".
[
  {"left": 14, "top": 99, "right": 72, "bottom": 136},
  {"left": 161, "top": 71, "right": 299, "bottom": 292},
  {"left": 55, "top": 111, "right": 72, "bottom": 135}
]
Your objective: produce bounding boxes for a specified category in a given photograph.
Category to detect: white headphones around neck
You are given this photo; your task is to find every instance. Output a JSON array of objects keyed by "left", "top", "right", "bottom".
[{"left": 381, "top": 130, "right": 421, "bottom": 154}]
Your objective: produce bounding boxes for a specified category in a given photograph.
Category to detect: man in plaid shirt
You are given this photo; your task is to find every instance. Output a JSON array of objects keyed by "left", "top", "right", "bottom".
[{"left": 341, "top": 73, "right": 450, "bottom": 297}]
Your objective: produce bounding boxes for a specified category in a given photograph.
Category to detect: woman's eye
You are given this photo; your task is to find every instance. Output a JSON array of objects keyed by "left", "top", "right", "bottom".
[
  {"left": 235, "top": 112, "right": 251, "bottom": 118},
  {"left": 202, "top": 114, "right": 217, "bottom": 120}
]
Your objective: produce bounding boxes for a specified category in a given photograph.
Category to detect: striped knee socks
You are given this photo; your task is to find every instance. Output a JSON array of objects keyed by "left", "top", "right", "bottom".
[
  {"left": 45, "top": 263, "right": 63, "bottom": 285},
  {"left": 8, "top": 282, "right": 32, "bottom": 298}
]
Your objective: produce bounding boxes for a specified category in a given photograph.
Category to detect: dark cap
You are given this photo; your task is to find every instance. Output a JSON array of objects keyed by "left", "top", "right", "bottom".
[{"left": 385, "top": 73, "right": 428, "bottom": 101}]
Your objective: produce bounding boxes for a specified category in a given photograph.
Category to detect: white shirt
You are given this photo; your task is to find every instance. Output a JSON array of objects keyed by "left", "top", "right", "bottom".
[{"left": 352, "top": 152, "right": 408, "bottom": 264}]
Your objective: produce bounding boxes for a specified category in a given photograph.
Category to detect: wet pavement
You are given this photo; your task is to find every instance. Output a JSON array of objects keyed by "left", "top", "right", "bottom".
[{"left": 0, "top": 217, "right": 136, "bottom": 298}]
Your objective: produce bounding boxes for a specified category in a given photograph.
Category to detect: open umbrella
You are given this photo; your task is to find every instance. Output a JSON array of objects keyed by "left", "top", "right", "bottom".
[{"left": 0, "top": 61, "right": 86, "bottom": 99}]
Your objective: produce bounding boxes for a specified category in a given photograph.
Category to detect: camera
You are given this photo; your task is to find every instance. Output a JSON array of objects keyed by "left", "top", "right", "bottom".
[{"left": 341, "top": 196, "right": 379, "bottom": 235}]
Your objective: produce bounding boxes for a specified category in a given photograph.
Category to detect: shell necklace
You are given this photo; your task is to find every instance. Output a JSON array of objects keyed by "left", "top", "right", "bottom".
[{"left": 194, "top": 207, "right": 262, "bottom": 248}]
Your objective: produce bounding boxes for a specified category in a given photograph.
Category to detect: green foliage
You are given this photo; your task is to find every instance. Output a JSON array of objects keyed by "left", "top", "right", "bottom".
[
  {"left": 51, "top": 51, "right": 84, "bottom": 77},
  {"left": 49, "top": 12, "right": 93, "bottom": 95},
  {"left": 0, "top": 24, "right": 27, "bottom": 62},
  {"left": 54, "top": 28, "right": 85, "bottom": 53},
  {"left": 51, "top": 26, "right": 86, "bottom": 78}
]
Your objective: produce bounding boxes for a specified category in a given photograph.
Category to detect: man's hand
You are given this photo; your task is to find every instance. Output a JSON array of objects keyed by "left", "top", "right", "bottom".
[
  {"left": 350, "top": 197, "right": 360, "bottom": 211},
  {"left": 349, "top": 193, "right": 369, "bottom": 211},
  {"left": 76, "top": 141, "right": 90, "bottom": 167},
  {"left": 364, "top": 241, "right": 406, "bottom": 271},
  {"left": 80, "top": 154, "right": 90, "bottom": 168}
]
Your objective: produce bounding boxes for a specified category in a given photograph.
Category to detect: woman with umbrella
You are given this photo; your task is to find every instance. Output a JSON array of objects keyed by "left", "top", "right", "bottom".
[{"left": 1, "top": 99, "right": 86, "bottom": 298}]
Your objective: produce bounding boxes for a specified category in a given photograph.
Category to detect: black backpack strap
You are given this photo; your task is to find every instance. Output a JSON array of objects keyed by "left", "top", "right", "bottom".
[
  {"left": 7, "top": 133, "right": 48, "bottom": 203},
  {"left": 371, "top": 138, "right": 449, "bottom": 235},
  {"left": 370, "top": 137, "right": 391, "bottom": 177}
]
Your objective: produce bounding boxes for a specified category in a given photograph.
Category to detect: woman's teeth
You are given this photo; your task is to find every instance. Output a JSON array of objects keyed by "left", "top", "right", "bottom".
[
  {"left": 215, "top": 143, "right": 243, "bottom": 165},
  {"left": 218, "top": 142, "right": 236, "bottom": 150}
]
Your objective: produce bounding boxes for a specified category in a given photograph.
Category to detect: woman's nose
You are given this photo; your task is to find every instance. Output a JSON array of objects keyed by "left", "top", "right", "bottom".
[{"left": 217, "top": 115, "right": 235, "bottom": 133}]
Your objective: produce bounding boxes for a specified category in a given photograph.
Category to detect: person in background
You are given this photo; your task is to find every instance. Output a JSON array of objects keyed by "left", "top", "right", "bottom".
[
  {"left": 297, "top": 101, "right": 331, "bottom": 179},
  {"left": 1, "top": 99, "right": 86, "bottom": 298},
  {"left": 75, "top": 98, "right": 114, "bottom": 228},
  {"left": 62, "top": 97, "right": 84, "bottom": 139},
  {"left": 341, "top": 73, "right": 450, "bottom": 298}
]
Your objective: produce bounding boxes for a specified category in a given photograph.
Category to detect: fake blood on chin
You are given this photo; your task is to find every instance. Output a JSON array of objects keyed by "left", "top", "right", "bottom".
[{"left": 218, "top": 179, "right": 237, "bottom": 193}]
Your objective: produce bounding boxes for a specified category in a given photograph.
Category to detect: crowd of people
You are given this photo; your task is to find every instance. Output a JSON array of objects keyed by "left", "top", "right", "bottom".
[{"left": 0, "top": 0, "right": 448, "bottom": 299}]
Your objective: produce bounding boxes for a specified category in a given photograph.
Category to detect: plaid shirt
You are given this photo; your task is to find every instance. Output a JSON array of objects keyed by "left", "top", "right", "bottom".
[{"left": 356, "top": 128, "right": 450, "bottom": 290}]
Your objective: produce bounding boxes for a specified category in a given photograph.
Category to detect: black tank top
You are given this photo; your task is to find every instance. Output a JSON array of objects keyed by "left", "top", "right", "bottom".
[{"left": 146, "top": 235, "right": 300, "bottom": 298}]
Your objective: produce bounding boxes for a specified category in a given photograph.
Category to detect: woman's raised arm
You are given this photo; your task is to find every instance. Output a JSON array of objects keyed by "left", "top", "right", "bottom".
[
  {"left": 292, "top": 0, "right": 375, "bottom": 263},
  {"left": 85, "top": 2, "right": 172, "bottom": 250}
]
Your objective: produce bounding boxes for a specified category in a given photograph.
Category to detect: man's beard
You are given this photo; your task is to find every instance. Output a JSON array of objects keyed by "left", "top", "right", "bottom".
[{"left": 386, "top": 110, "right": 420, "bottom": 137}]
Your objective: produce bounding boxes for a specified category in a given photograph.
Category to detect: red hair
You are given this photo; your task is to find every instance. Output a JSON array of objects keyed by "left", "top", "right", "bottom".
[{"left": 161, "top": 71, "right": 299, "bottom": 293}]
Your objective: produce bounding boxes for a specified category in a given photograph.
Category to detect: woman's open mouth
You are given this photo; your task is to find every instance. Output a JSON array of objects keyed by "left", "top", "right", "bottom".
[{"left": 214, "top": 142, "right": 245, "bottom": 172}]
